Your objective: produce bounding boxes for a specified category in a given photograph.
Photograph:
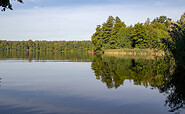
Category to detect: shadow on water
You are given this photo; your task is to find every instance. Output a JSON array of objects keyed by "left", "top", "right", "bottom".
[{"left": 91, "top": 54, "right": 185, "bottom": 113}]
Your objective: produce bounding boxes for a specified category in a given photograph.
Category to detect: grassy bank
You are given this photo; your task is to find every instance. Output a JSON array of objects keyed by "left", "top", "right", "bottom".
[
  {"left": 104, "top": 48, "right": 165, "bottom": 56},
  {"left": 102, "top": 54, "right": 156, "bottom": 60}
]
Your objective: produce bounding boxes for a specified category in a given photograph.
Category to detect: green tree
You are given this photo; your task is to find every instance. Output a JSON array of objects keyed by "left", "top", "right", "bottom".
[
  {"left": 116, "top": 26, "right": 132, "bottom": 48},
  {"left": 144, "top": 18, "right": 150, "bottom": 26},
  {"left": 91, "top": 25, "right": 103, "bottom": 52},
  {"left": 101, "top": 16, "right": 114, "bottom": 49},
  {"left": 179, "top": 12, "right": 185, "bottom": 25},
  {"left": 147, "top": 22, "right": 168, "bottom": 49},
  {"left": 152, "top": 16, "right": 171, "bottom": 27},
  {"left": 167, "top": 13, "right": 185, "bottom": 68},
  {"left": 110, "top": 16, "right": 126, "bottom": 49},
  {"left": 131, "top": 23, "right": 149, "bottom": 48}
]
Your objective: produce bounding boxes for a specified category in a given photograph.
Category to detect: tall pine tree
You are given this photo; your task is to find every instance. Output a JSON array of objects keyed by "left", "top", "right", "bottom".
[
  {"left": 110, "top": 16, "right": 126, "bottom": 49},
  {"left": 91, "top": 25, "right": 103, "bottom": 52},
  {"left": 131, "top": 23, "right": 149, "bottom": 48},
  {"left": 101, "top": 16, "right": 114, "bottom": 49}
]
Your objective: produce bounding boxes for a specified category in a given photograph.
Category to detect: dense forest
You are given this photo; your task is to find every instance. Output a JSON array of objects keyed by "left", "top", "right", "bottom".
[
  {"left": 91, "top": 13, "right": 184, "bottom": 53},
  {"left": 0, "top": 40, "right": 93, "bottom": 52},
  {"left": 91, "top": 16, "right": 168, "bottom": 52}
]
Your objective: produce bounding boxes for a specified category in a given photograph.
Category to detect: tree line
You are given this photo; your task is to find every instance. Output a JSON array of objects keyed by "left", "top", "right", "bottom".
[
  {"left": 0, "top": 40, "right": 93, "bottom": 52},
  {"left": 91, "top": 13, "right": 185, "bottom": 54}
]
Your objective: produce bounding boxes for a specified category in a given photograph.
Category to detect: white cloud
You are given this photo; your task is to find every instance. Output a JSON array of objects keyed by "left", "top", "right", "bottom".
[{"left": 0, "top": 4, "right": 184, "bottom": 41}]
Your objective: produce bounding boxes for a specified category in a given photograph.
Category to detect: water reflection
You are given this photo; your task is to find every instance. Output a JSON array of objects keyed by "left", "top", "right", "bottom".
[
  {"left": 161, "top": 65, "right": 185, "bottom": 112},
  {"left": 91, "top": 54, "right": 185, "bottom": 112},
  {"left": 0, "top": 51, "right": 184, "bottom": 113},
  {"left": 91, "top": 54, "right": 169, "bottom": 89},
  {"left": 0, "top": 51, "right": 93, "bottom": 62}
]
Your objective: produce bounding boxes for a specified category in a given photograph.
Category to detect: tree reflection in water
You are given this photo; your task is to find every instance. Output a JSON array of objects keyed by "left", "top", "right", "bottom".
[
  {"left": 91, "top": 54, "right": 185, "bottom": 112},
  {"left": 161, "top": 65, "right": 185, "bottom": 112},
  {"left": 0, "top": 51, "right": 93, "bottom": 62}
]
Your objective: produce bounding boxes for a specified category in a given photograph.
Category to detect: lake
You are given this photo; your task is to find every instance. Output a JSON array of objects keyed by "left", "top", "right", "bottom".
[{"left": 0, "top": 51, "right": 184, "bottom": 114}]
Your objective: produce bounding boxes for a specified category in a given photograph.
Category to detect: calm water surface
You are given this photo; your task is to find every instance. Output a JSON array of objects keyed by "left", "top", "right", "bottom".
[{"left": 0, "top": 51, "right": 184, "bottom": 114}]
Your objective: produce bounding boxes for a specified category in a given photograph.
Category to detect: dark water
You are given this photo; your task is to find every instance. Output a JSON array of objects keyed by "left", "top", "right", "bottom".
[{"left": 0, "top": 51, "right": 184, "bottom": 114}]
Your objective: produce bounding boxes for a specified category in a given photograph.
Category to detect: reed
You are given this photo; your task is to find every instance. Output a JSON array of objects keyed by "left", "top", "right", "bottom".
[{"left": 104, "top": 48, "right": 165, "bottom": 56}]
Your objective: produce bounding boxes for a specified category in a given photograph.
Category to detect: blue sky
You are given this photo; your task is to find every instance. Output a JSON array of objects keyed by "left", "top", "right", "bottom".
[{"left": 0, "top": 0, "right": 184, "bottom": 41}]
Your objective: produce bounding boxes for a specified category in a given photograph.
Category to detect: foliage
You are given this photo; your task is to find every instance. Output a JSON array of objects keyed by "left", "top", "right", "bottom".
[
  {"left": 0, "top": 40, "right": 93, "bottom": 52},
  {"left": 147, "top": 22, "right": 169, "bottom": 49},
  {"left": 91, "top": 16, "right": 128, "bottom": 52},
  {"left": 110, "top": 16, "right": 126, "bottom": 49},
  {"left": 116, "top": 27, "right": 132, "bottom": 48},
  {"left": 0, "top": 0, "right": 23, "bottom": 11},
  {"left": 91, "top": 15, "right": 171, "bottom": 52},
  {"left": 152, "top": 16, "right": 171, "bottom": 27},
  {"left": 165, "top": 12, "right": 185, "bottom": 69},
  {"left": 91, "top": 25, "right": 103, "bottom": 53},
  {"left": 101, "top": 16, "right": 114, "bottom": 49},
  {"left": 131, "top": 23, "right": 149, "bottom": 48}
]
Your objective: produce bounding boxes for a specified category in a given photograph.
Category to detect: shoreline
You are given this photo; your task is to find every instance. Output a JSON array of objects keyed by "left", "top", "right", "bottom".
[{"left": 104, "top": 49, "right": 165, "bottom": 56}]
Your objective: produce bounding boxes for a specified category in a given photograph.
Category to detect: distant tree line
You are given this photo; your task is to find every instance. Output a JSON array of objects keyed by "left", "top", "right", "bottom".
[
  {"left": 0, "top": 40, "right": 93, "bottom": 52},
  {"left": 91, "top": 13, "right": 184, "bottom": 54}
]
